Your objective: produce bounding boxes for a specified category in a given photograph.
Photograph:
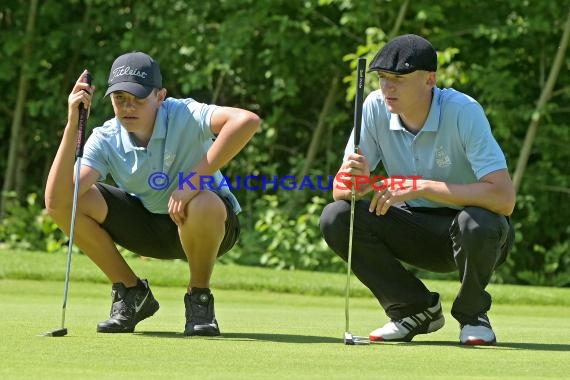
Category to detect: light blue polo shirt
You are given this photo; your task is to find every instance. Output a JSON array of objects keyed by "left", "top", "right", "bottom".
[
  {"left": 82, "top": 97, "right": 241, "bottom": 214},
  {"left": 344, "top": 87, "right": 507, "bottom": 209}
]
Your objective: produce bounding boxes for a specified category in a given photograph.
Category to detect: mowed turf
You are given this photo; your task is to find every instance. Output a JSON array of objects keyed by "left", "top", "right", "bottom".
[
  {"left": 1, "top": 278, "right": 569, "bottom": 380},
  {"left": 1, "top": 250, "right": 570, "bottom": 379}
]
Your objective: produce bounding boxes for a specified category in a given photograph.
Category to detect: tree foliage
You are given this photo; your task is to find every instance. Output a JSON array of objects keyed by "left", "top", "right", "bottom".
[{"left": 1, "top": 0, "right": 568, "bottom": 286}]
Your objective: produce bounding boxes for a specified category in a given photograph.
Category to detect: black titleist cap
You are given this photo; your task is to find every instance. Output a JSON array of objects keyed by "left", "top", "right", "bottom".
[
  {"left": 104, "top": 52, "right": 162, "bottom": 98},
  {"left": 368, "top": 34, "right": 437, "bottom": 74}
]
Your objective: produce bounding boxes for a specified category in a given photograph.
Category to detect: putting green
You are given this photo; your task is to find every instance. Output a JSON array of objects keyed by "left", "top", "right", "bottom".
[{"left": 1, "top": 278, "right": 569, "bottom": 380}]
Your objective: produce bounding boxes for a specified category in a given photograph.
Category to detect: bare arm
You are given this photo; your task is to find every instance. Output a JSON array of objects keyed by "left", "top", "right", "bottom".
[
  {"left": 45, "top": 71, "right": 98, "bottom": 210},
  {"left": 416, "top": 169, "right": 516, "bottom": 215},
  {"left": 332, "top": 144, "right": 516, "bottom": 217},
  {"left": 369, "top": 169, "right": 516, "bottom": 217},
  {"left": 197, "top": 106, "right": 261, "bottom": 175},
  {"left": 168, "top": 106, "right": 261, "bottom": 225}
]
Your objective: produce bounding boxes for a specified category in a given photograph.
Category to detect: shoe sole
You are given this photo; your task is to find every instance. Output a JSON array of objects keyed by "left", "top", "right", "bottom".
[
  {"left": 184, "top": 330, "right": 220, "bottom": 337},
  {"left": 97, "top": 299, "right": 160, "bottom": 333},
  {"left": 369, "top": 315, "right": 445, "bottom": 342},
  {"left": 460, "top": 337, "right": 496, "bottom": 346},
  {"left": 184, "top": 324, "right": 220, "bottom": 337}
]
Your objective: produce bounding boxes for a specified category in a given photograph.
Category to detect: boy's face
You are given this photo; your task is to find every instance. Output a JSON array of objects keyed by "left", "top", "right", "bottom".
[
  {"left": 377, "top": 70, "right": 435, "bottom": 115},
  {"left": 110, "top": 89, "right": 165, "bottom": 132}
]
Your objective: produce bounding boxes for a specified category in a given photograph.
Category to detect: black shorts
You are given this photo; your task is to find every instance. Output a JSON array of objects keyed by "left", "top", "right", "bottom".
[{"left": 95, "top": 183, "right": 240, "bottom": 260}]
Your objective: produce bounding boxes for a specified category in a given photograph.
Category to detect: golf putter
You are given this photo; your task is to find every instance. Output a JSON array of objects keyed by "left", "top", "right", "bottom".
[
  {"left": 42, "top": 71, "right": 92, "bottom": 337},
  {"left": 344, "top": 58, "right": 369, "bottom": 346}
]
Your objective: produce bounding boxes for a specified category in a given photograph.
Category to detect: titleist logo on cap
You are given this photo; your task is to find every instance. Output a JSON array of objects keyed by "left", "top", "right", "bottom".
[
  {"left": 104, "top": 52, "right": 162, "bottom": 97},
  {"left": 111, "top": 65, "right": 148, "bottom": 80}
]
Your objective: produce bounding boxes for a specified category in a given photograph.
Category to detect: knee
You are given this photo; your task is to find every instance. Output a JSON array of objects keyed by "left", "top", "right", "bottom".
[
  {"left": 184, "top": 191, "right": 227, "bottom": 228},
  {"left": 46, "top": 185, "right": 107, "bottom": 227},
  {"left": 319, "top": 200, "right": 350, "bottom": 247},
  {"left": 45, "top": 193, "right": 73, "bottom": 226},
  {"left": 46, "top": 205, "right": 71, "bottom": 230},
  {"left": 452, "top": 207, "right": 509, "bottom": 247}
]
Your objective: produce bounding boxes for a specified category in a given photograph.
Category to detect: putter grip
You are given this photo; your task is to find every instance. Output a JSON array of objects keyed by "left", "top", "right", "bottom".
[
  {"left": 353, "top": 58, "right": 366, "bottom": 151},
  {"left": 76, "top": 71, "right": 92, "bottom": 158}
]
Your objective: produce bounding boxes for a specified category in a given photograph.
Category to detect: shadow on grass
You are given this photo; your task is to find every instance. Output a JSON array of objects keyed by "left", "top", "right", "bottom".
[
  {"left": 134, "top": 333, "right": 569, "bottom": 350},
  {"left": 218, "top": 332, "right": 340, "bottom": 344},
  {"left": 405, "top": 340, "right": 570, "bottom": 351},
  {"left": 134, "top": 331, "right": 339, "bottom": 344}
]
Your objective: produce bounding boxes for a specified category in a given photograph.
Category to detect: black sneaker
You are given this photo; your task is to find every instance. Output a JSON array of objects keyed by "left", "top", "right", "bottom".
[
  {"left": 97, "top": 279, "right": 159, "bottom": 333},
  {"left": 184, "top": 290, "right": 220, "bottom": 336}
]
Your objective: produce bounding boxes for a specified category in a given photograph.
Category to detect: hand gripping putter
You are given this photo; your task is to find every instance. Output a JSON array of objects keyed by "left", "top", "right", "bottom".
[
  {"left": 344, "top": 58, "right": 369, "bottom": 346},
  {"left": 41, "top": 71, "right": 92, "bottom": 337}
]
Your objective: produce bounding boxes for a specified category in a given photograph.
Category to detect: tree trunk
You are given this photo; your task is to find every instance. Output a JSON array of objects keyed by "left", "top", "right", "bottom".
[
  {"left": 286, "top": 75, "right": 339, "bottom": 211},
  {"left": 0, "top": 0, "right": 38, "bottom": 219},
  {"left": 14, "top": 126, "right": 27, "bottom": 197},
  {"left": 513, "top": 8, "right": 570, "bottom": 192},
  {"left": 297, "top": 75, "right": 340, "bottom": 181},
  {"left": 388, "top": 0, "right": 409, "bottom": 39}
]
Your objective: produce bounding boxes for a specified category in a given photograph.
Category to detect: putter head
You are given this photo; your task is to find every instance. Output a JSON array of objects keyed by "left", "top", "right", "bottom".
[
  {"left": 344, "top": 331, "right": 370, "bottom": 345},
  {"left": 40, "top": 328, "right": 68, "bottom": 337},
  {"left": 352, "top": 335, "right": 370, "bottom": 345},
  {"left": 344, "top": 331, "right": 355, "bottom": 345}
]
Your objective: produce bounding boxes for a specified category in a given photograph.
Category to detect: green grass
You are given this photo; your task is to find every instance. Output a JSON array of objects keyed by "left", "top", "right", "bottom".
[
  {"left": 1, "top": 249, "right": 570, "bottom": 379},
  {"left": 2, "top": 250, "right": 569, "bottom": 306}
]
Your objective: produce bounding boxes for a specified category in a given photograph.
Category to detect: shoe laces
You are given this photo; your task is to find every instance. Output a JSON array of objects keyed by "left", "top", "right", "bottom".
[
  {"left": 461, "top": 313, "right": 492, "bottom": 329},
  {"left": 109, "top": 283, "right": 146, "bottom": 320},
  {"left": 187, "top": 293, "right": 213, "bottom": 322},
  {"left": 395, "top": 314, "right": 423, "bottom": 329},
  {"left": 110, "top": 300, "right": 131, "bottom": 320}
]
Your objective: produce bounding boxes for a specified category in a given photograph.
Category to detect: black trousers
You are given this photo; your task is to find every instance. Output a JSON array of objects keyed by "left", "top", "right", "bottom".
[
  {"left": 95, "top": 183, "right": 241, "bottom": 260},
  {"left": 319, "top": 200, "right": 515, "bottom": 325}
]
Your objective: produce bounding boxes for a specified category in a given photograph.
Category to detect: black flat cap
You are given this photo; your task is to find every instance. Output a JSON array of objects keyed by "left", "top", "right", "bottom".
[{"left": 368, "top": 34, "right": 437, "bottom": 74}]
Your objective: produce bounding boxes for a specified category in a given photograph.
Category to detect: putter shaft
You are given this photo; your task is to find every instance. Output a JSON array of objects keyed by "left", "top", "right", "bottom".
[
  {"left": 345, "top": 153, "right": 358, "bottom": 333},
  {"left": 60, "top": 157, "right": 82, "bottom": 329},
  {"left": 343, "top": 58, "right": 367, "bottom": 345}
]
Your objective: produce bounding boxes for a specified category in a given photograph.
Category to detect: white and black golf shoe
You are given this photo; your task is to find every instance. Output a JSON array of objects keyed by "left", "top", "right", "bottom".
[
  {"left": 369, "top": 294, "right": 445, "bottom": 342},
  {"left": 459, "top": 313, "right": 496, "bottom": 346}
]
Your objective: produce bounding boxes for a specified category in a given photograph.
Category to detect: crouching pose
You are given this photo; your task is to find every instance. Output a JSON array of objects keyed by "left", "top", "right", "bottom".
[
  {"left": 46, "top": 52, "right": 260, "bottom": 335},
  {"left": 320, "top": 35, "right": 515, "bottom": 345}
]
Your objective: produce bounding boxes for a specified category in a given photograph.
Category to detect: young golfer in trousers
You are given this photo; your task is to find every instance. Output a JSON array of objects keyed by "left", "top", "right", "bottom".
[
  {"left": 46, "top": 52, "right": 260, "bottom": 335},
  {"left": 320, "top": 34, "right": 515, "bottom": 345}
]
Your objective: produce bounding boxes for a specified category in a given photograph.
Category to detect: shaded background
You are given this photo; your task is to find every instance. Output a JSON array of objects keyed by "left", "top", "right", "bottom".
[{"left": 1, "top": 0, "right": 568, "bottom": 286}]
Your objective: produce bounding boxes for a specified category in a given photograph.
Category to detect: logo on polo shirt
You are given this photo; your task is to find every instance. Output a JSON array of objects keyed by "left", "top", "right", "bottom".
[
  {"left": 164, "top": 152, "right": 176, "bottom": 168},
  {"left": 435, "top": 146, "right": 451, "bottom": 168}
]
